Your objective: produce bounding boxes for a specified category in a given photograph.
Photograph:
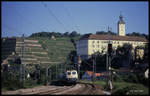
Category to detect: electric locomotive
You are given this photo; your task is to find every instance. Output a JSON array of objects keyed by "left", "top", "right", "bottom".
[{"left": 65, "top": 70, "right": 78, "bottom": 84}]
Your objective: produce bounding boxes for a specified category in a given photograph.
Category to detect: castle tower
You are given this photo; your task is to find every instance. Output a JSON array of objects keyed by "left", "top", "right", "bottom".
[{"left": 118, "top": 14, "right": 126, "bottom": 36}]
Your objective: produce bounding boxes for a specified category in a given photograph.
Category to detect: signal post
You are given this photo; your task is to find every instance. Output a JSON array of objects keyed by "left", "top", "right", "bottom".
[{"left": 107, "top": 42, "right": 113, "bottom": 91}]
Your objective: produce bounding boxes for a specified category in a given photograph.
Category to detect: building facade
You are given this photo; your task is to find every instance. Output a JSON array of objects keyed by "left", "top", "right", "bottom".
[{"left": 77, "top": 15, "right": 148, "bottom": 60}]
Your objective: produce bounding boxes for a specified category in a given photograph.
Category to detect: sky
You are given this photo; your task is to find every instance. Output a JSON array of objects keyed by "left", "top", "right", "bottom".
[{"left": 2, "top": 1, "right": 149, "bottom": 37}]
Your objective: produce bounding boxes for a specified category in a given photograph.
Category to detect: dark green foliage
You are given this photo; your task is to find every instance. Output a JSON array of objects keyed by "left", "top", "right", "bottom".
[
  {"left": 96, "top": 53, "right": 107, "bottom": 69},
  {"left": 70, "top": 38, "right": 76, "bottom": 49},
  {"left": 113, "top": 73, "right": 139, "bottom": 83},
  {"left": 111, "top": 43, "right": 133, "bottom": 69},
  {"left": 69, "top": 31, "right": 80, "bottom": 37},
  {"left": 143, "top": 43, "right": 148, "bottom": 63},
  {"left": 29, "top": 31, "right": 80, "bottom": 38},
  {"left": 113, "top": 74, "right": 124, "bottom": 82},
  {"left": 2, "top": 71, "right": 23, "bottom": 90},
  {"left": 96, "top": 31, "right": 116, "bottom": 35},
  {"left": 111, "top": 57, "right": 122, "bottom": 69},
  {"left": 125, "top": 73, "right": 139, "bottom": 83},
  {"left": 127, "top": 32, "right": 148, "bottom": 40},
  {"left": 112, "top": 84, "right": 148, "bottom": 95},
  {"left": 81, "top": 52, "right": 107, "bottom": 71},
  {"left": 80, "top": 57, "right": 93, "bottom": 71},
  {"left": 137, "top": 73, "right": 149, "bottom": 87},
  {"left": 30, "top": 32, "right": 51, "bottom": 37},
  {"left": 24, "top": 79, "right": 39, "bottom": 88},
  {"left": 68, "top": 50, "right": 77, "bottom": 62},
  {"left": 63, "top": 32, "right": 69, "bottom": 37}
]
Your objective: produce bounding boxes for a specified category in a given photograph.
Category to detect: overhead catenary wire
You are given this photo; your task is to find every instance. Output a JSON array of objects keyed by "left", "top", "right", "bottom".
[
  {"left": 41, "top": 2, "right": 69, "bottom": 32},
  {"left": 14, "top": 7, "right": 52, "bottom": 33},
  {"left": 62, "top": 5, "right": 81, "bottom": 33},
  {"left": 3, "top": 7, "right": 50, "bottom": 37}
]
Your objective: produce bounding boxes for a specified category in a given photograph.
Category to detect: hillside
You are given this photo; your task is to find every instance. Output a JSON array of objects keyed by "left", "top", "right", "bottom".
[
  {"left": 27, "top": 36, "right": 80, "bottom": 63},
  {"left": 2, "top": 38, "right": 51, "bottom": 69}
]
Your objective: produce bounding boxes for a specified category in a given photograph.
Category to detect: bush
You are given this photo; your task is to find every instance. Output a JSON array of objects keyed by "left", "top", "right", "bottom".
[
  {"left": 137, "top": 73, "right": 149, "bottom": 87},
  {"left": 2, "top": 71, "right": 23, "bottom": 90},
  {"left": 123, "top": 73, "right": 139, "bottom": 83},
  {"left": 24, "top": 79, "right": 38, "bottom": 88},
  {"left": 2, "top": 78, "right": 23, "bottom": 90},
  {"left": 112, "top": 83, "right": 149, "bottom": 95},
  {"left": 113, "top": 74, "right": 124, "bottom": 82},
  {"left": 113, "top": 73, "right": 139, "bottom": 83}
]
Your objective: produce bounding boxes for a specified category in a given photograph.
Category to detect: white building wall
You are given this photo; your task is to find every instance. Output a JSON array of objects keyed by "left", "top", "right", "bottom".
[{"left": 77, "top": 38, "right": 147, "bottom": 60}]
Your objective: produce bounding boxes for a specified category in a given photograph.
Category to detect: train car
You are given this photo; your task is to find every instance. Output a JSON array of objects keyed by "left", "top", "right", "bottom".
[
  {"left": 65, "top": 70, "right": 78, "bottom": 84},
  {"left": 53, "top": 70, "right": 78, "bottom": 85}
]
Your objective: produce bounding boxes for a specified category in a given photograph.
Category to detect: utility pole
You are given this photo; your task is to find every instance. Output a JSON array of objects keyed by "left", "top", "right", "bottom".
[
  {"left": 20, "top": 34, "right": 25, "bottom": 87},
  {"left": 56, "top": 64, "right": 57, "bottom": 79},
  {"left": 95, "top": 54, "right": 96, "bottom": 81},
  {"left": 49, "top": 68, "right": 51, "bottom": 81},
  {"left": 92, "top": 54, "right": 95, "bottom": 82},
  {"left": 46, "top": 67, "right": 49, "bottom": 85},
  {"left": 78, "top": 64, "right": 80, "bottom": 79},
  {"left": 78, "top": 56, "right": 81, "bottom": 80}
]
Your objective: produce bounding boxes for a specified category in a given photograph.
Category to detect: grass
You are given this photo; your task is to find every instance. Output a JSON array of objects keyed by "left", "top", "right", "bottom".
[
  {"left": 79, "top": 79, "right": 149, "bottom": 95},
  {"left": 111, "top": 81, "right": 149, "bottom": 95},
  {"left": 2, "top": 80, "right": 44, "bottom": 92}
]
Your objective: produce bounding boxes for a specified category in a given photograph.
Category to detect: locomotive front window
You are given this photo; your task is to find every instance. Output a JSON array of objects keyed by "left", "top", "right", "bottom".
[
  {"left": 72, "top": 72, "right": 76, "bottom": 75},
  {"left": 67, "top": 72, "right": 71, "bottom": 75}
]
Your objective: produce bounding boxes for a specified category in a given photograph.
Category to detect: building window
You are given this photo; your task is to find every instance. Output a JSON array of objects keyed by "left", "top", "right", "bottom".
[
  {"left": 102, "top": 41, "right": 106, "bottom": 43},
  {"left": 118, "top": 41, "right": 119, "bottom": 44},
  {"left": 93, "top": 41, "right": 95, "bottom": 43},
  {"left": 97, "top": 41, "right": 99, "bottom": 43},
  {"left": 93, "top": 45, "right": 95, "bottom": 48},
  {"left": 97, "top": 45, "right": 99, "bottom": 48},
  {"left": 93, "top": 50, "right": 95, "bottom": 53}
]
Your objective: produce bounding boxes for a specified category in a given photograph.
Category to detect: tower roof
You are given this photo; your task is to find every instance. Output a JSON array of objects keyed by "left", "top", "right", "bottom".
[{"left": 118, "top": 14, "right": 125, "bottom": 24}]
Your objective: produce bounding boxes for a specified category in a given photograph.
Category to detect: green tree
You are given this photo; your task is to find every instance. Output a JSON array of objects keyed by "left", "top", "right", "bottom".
[
  {"left": 69, "top": 31, "right": 80, "bottom": 37},
  {"left": 63, "top": 32, "right": 69, "bottom": 37},
  {"left": 143, "top": 43, "right": 148, "bottom": 63},
  {"left": 96, "top": 31, "right": 116, "bottom": 35},
  {"left": 111, "top": 43, "right": 133, "bottom": 68}
]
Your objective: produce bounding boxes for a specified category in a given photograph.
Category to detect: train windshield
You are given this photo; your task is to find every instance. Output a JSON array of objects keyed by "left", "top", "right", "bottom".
[
  {"left": 72, "top": 72, "right": 76, "bottom": 75},
  {"left": 67, "top": 72, "right": 71, "bottom": 75}
]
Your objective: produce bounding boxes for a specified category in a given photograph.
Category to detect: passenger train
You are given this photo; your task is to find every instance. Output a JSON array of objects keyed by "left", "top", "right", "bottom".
[{"left": 56, "top": 70, "right": 78, "bottom": 85}]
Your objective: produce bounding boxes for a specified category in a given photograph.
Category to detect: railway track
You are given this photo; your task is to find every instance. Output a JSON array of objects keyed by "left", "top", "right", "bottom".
[
  {"left": 38, "top": 85, "right": 75, "bottom": 95},
  {"left": 66, "top": 82, "right": 105, "bottom": 95},
  {"left": 2, "top": 82, "right": 106, "bottom": 95}
]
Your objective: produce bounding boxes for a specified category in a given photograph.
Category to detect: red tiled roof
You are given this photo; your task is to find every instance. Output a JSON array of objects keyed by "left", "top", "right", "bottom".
[
  {"left": 95, "top": 73, "right": 101, "bottom": 77},
  {"left": 80, "top": 34, "right": 147, "bottom": 42},
  {"left": 87, "top": 71, "right": 93, "bottom": 77},
  {"left": 86, "top": 71, "right": 105, "bottom": 77}
]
